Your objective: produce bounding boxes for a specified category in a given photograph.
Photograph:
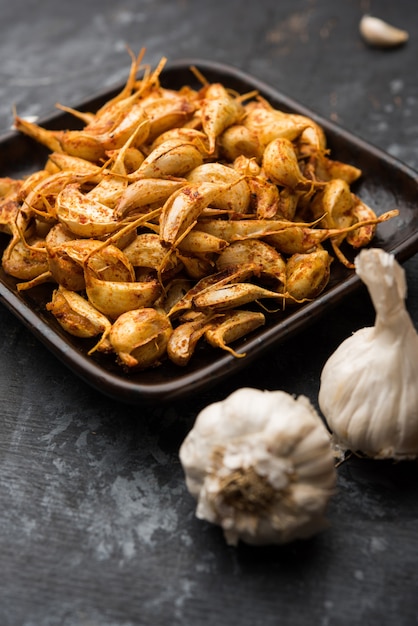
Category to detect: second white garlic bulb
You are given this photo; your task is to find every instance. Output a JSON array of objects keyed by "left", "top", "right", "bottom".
[{"left": 319, "top": 248, "right": 418, "bottom": 460}]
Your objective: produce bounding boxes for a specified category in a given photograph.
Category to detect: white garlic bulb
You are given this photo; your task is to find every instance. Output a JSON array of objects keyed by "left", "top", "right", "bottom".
[
  {"left": 179, "top": 387, "right": 336, "bottom": 546},
  {"left": 319, "top": 248, "right": 418, "bottom": 460}
]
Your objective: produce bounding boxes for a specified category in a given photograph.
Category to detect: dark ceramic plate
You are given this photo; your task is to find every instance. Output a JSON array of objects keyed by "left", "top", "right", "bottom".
[{"left": 1, "top": 59, "right": 418, "bottom": 405}]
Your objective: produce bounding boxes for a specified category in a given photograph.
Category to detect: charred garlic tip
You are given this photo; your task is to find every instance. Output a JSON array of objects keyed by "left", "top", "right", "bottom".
[
  {"left": 319, "top": 248, "right": 418, "bottom": 461},
  {"left": 359, "top": 15, "right": 409, "bottom": 48},
  {"left": 179, "top": 387, "right": 337, "bottom": 546}
]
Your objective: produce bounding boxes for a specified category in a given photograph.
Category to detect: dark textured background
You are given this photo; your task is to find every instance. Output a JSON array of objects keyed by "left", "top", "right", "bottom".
[{"left": 0, "top": 1, "right": 417, "bottom": 625}]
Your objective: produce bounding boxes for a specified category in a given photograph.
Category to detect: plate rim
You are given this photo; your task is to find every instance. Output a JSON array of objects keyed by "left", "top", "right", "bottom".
[{"left": 1, "top": 58, "right": 418, "bottom": 405}]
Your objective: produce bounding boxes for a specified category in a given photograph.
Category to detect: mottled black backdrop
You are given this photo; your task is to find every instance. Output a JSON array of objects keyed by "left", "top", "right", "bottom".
[{"left": 0, "top": 1, "right": 417, "bottom": 625}]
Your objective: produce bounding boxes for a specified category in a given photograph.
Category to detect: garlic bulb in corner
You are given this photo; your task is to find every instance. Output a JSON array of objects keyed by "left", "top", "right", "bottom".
[
  {"left": 179, "top": 387, "right": 336, "bottom": 546},
  {"left": 319, "top": 248, "right": 418, "bottom": 460}
]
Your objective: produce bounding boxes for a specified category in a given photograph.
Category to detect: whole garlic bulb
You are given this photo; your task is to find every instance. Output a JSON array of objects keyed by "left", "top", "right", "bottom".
[
  {"left": 179, "top": 387, "right": 336, "bottom": 546},
  {"left": 319, "top": 248, "right": 418, "bottom": 460}
]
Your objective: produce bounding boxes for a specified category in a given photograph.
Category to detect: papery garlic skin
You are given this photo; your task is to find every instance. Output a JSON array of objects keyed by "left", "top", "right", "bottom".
[
  {"left": 319, "top": 248, "right": 418, "bottom": 460},
  {"left": 179, "top": 388, "right": 336, "bottom": 546}
]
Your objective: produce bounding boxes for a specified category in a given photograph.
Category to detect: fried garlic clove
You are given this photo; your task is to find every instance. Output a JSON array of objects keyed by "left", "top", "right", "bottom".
[
  {"left": 159, "top": 181, "right": 224, "bottom": 248},
  {"left": 84, "top": 244, "right": 135, "bottom": 282},
  {"left": 216, "top": 239, "right": 286, "bottom": 287},
  {"left": 167, "top": 312, "right": 215, "bottom": 366},
  {"left": 176, "top": 253, "right": 215, "bottom": 280},
  {"left": 204, "top": 310, "right": 265, "bottom": 357},
  {"left": 309, "top": 178, "right": 354, "bottom": 230},
  {"left": 55, "top": 184, "right": 120, "bottom": 237},
  {"left": 195, "top": 217, "right": 312, "bottom": 242},
  {"left": 262, "top": 138, "right": 312, "bottom": 190},
  {"left": 286, "top": 249, "right": 332, "bottom": 301},
  {"left": 47, "top": 153, "right": 104, "bottom": 182},
  {"left": 345, "top": 195, "right": 377, "bottom": 248},
  {"left": 96, "top": 103, "right": 150, "bottom": 151},
  {"left": 17, "top": 170, "right": 50, "bottom": 202},
  {"left": 243, "top": 103, "right": 309, "bottom": 148},
  {"left": 167, "top": 265, "right": 257, "bottom": 318},
  {"left": 200, "top": 83, "right": 245, "bottom": 154},
  {"left": 123, "top": 232, "right": 179, "bottom": 272},
  {"left": 85, "top": 270, "right": 161, "bottom": 320},
  {"left": 306, "top": 152, "right": 362, "bottom": 185},
  {"left": 23, "top": 170, "right": 85, "bottom": 221},
  {"left": 141, "top": 93, "right": 196, "bottom": 143},
  {"left": 232, "top": 154, "right": 262, "bottom": 177},
  {"left": 192, "top": 282, "right": 287, "bottom": 312},
  {"left": 247, "top": 175, "right": 281, "bottom": 219},
  {"left": 109, "top": 307, "right": 172, "bottom": 369},
  {"left": 115, "top": 178, "right": 186, "bottom": 217},
  {"left": 186, "top": 162, "right": 251, "bottom": 214},
  {"left": 46, "top": 244, "right": 87, "bottom": 292},
  {"left": 46, "top": 286, "right": 111, "bottom": 341},
  {"left": 178, "top": 230, "right": 229, "bottom": 256},
  {"left": 2, "top": 236, "right": 48, "bottom": 280},
  {"left": 218, "top": 124, "right": 263, "bottom": 162},
  {"left": 132, "top": 139, "right": 203, "bottom": 180},
  {"left": 149, "top": 127, "right": 209, "bottom": 151}
]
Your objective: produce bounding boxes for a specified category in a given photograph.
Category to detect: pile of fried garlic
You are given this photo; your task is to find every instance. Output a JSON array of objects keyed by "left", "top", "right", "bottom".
[{"left": 0, "top": 50, "right": 396, "bottom": 371}]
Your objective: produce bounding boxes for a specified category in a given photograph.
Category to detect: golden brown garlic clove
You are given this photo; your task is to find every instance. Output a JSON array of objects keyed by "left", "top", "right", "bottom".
[{"left": 109, "top": 308, "right": 172, "bottom": 369}]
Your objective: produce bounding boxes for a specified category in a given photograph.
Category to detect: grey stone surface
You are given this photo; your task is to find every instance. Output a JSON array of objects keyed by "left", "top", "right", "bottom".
[{"left": 0, "top": 1, "right": 417, "bottom": 625}]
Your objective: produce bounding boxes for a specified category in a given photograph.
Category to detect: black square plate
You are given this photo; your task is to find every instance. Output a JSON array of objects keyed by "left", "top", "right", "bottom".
[{"left": 1, "top": 59, "right": 417, "bottom": 405}]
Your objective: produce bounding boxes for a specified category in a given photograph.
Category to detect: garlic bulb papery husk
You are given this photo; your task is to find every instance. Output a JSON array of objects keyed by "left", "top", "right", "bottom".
[
  {"left": 179, "top": 387, "right": 337, "bottom": 547},
  {"left": 319, "top": 247, "right": 418, "bottom": 460}
]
